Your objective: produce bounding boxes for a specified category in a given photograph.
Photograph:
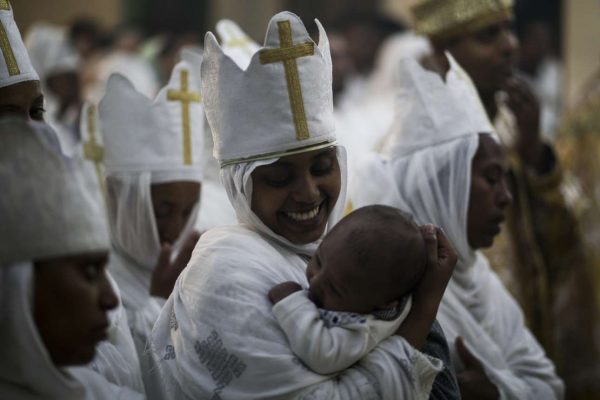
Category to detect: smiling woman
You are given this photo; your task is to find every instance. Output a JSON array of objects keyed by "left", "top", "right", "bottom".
[
  {"left": 251, "top": 147, "right": 341, "bottom": 244},
  {"left": 149, "top": 11, "right": 450, "bottom": 400}
]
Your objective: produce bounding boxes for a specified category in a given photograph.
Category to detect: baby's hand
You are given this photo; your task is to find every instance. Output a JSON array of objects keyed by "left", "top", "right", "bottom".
[{"left": 268, "top": 281, "right": 303, "bottom": 304}]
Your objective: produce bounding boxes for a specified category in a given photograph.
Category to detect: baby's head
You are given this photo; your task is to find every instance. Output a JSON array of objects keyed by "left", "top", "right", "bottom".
[{"left": 307, "top": 205, "right": 426, "bottom": 313}]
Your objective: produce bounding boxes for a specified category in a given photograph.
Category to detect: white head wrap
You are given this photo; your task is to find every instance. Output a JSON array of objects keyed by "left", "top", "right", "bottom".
[
  {"left": 0, "top": 1, "right": 39, "bottom": 89},
  {"left": 99, "top": 49, "right": 204, "bottom": 268},
  {"left": 0, "top": 118, "right": 109, "bottom": 265},
  {"left": 203, "top": 11, "right": 336, "bottom": 166}
]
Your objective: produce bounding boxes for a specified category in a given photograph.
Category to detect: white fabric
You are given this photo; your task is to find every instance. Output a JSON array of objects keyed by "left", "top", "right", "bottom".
[
  {"left": 149, "top": 226, "right": 441, "bottom": 400},
  {"left": 99, "top": 49, "right": 204, "bottom": 180},
  {"left": 272, "top": 290, "right": 413, "bottom": 375},
  {"left": 335, "top": 33, "right": 431, "bottom": 195},
  {"left": 202, "top": 11, "right": 336, "bottom": 165},
  {"left": 382, "top": 54, "right": 494, "bottom": 158},
  {"left": 0, "top": 1, "right": 39, "bottom": 89},
  {"left": 194, "top": 178, "right": 237, "bottom": 231},
  {"left": 87, "top": 52, "right": 158, "bottom": 103},
  {"left": 24, "top": 22, "right": 79, "bottom": 85},
  {"left": 24, "top": 22, "right": 81, "bottom": 156},
  {"left": 0, "top": 263, "right": 144, "bottom": 400},
  {"left": 351, "top": 54, "right": 564, "bottom": 398},
  {"left": 216, "top": 19, "right": 260, "bottom": 70},
  {"left": 0, "top": 118, "right": 109, "bottom": 265}
]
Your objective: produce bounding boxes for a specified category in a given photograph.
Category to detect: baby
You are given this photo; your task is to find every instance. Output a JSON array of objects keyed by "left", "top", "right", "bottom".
[{"left": 269, "top": 205, "right": 427, "bottom": 374}]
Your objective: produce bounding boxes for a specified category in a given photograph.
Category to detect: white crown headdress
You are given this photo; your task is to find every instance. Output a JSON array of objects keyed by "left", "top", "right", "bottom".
[
  {"left": 216, "top": 19, "right": 260, "bottom": 70},
  {"left": 0, "top": 118, "right": 109, "bottom": 264},
  {"left": 0, "top": 0, "right": 39, "bottom": 88},
  {"left": 202, "top": 11, "right": 336, "bottom": 167},
  {"left": 99, "top": 48, "right": 204, "bottom": 181},
  {"left": 387, "top": 53, "right": 495, "bottom": 157}
]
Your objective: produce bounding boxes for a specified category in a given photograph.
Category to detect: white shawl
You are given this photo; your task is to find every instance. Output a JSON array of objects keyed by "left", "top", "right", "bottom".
[
  {"left": 351, "top": 133, "right": 565, "bottom": 399},
  {"left": 149, "top": 148, "right": 442, "bottom": 399},
  {"left": 0, "top": 263, "right": 144, "bottom": 400}
]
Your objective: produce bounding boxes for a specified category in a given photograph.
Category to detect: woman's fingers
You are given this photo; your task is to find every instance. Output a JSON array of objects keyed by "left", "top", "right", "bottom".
[
  {"left": 435, "top": 227, "right": 458, "bottom": 274},
  {"left": 420, "top": 223, "right": 438, "bottom": 271}
]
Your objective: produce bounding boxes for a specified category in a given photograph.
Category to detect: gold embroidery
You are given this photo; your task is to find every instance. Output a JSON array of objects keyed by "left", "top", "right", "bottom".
[
  {"left": 412, "top": 0, "right": 513, "bottom": 41},
  {"left": 259, "top": 20, "right": 314, "bottom": 141},
  {"left": 83, "top": 105, "right": 106, "bottom": 199},
  {"left": 0, "top": 0, "right": 20, "bottom": 76},
  {"left": 167, "top": 69, "right": 201, "bottom": 165}
]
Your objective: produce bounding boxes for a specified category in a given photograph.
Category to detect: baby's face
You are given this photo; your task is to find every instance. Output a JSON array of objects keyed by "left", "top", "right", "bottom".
[{"left": 306, "top": 230, "right": 386, "bottom": 314}]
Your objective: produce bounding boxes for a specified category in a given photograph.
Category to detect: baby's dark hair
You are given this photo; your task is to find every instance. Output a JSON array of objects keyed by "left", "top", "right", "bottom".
[{"left": 338, "top": 205, "right": 427, "bottom": 297}]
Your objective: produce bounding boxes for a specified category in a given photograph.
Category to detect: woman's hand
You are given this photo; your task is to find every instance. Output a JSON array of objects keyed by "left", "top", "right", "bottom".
[
  {"left": 456, "top": 337, "right": 499, "bottom": 400},
  {"left": 413, "top": 224, "right": 457, "bottom": 309},
  {"left": 150, "top": 230, "right": 201, "bottom": 299},
  {"left": 396, "top": 225, "right": 457, "bottom": 349},
  {"left": 505, "top": 77, "right": 546, "bottom": 173}
]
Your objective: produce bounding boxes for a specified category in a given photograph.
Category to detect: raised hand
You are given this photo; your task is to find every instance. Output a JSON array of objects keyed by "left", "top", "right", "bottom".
[
  {"left": 505, "top": 77, "right": 546, "bottom": 172},
  {"left": 150, "top": 230, "right": 201, "bottom": 298}
]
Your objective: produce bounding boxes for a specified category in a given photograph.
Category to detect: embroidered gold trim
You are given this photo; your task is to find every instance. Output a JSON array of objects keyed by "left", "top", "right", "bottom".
[
  {"left": 0, "top": 0, "right": 20, "bottom": 76},
  {"left": 83, "top": 105, "right": 106, "bottom": 199},
  {"left": 412, "top": 0, "right": 513, "bottom": 41},
  {"left": 220, "top": 140, "right": 337, "bottom": 168},
  {"left": 167, "top": 69, "right": 201, "bottom": 166},
  {"left": 259, "top": 20, "right": 314, "bottom": 141}
]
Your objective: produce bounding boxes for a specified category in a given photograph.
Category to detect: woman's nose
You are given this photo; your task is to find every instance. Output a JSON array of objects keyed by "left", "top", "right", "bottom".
[
  {"left": 497, "top": 180, "right": 513, "bottom": 208},
  {"left": 99, "top": 273, "right": 119, "bottom": 311},
  {"left": 293, "top": 174, "right": 320, "bottom": 204}
]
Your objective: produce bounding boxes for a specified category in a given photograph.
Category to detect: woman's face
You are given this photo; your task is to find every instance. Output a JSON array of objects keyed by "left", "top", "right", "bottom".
[
  {"left": 151, "top": 181, "right": 201, "bottom": 245},
  {"left": 0, "top": 80, "right": 45, "bottom": 122},
  {"left": 251, "top": 147, "right": 342, "bottom": 244},
  {"left": 33, "top": 251, "right": 118, "bottom": 366},
  {"left": 467, "top": 134, "right": 513, "bottom": 249}
]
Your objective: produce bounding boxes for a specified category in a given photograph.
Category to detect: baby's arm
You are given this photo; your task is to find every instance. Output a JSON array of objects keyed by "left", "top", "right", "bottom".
[{"left": 269, "top": 285, "right": 400, "bottom": 375}]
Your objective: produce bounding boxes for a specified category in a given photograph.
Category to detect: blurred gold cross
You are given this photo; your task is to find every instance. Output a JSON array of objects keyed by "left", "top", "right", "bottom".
[
  {"left": 83, "top": 105, "right": 106, "bottom": 198},
  {"left": 167, "top": 69, "right": 201, "bottom": 165}
]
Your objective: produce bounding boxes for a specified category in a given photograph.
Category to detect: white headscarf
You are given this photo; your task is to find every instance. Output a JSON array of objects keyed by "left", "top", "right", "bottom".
[
  {"left": 106, "top": 170, "right": 200, "bottom": 270},
  {"left": 220, "top": 146, "right": 348, "bottom": 257}
]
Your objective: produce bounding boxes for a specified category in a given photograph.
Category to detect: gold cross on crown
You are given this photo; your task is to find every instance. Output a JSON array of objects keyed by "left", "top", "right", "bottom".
[
  {"left": 259, "top": 20, "right": 314, "bottom": 141},
  {"left": 167, "top": 69, "right": 201, "bottom": 165}
]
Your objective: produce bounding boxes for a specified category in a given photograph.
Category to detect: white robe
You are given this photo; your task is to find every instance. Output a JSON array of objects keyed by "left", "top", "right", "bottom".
[
  {"left": 149, "top": 225, "right": 441, "bottom": 400},
  {"left": 0, "top": 263, "right": 145, "bottom": 400}
]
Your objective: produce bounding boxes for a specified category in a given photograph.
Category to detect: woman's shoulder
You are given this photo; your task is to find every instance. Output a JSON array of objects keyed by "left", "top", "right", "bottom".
[
  {"left": 183, "top": 225, "right": 305, "bottom": 289},
  {"left": 194, "top": 225, "right": 281, "bottom": 261}
]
